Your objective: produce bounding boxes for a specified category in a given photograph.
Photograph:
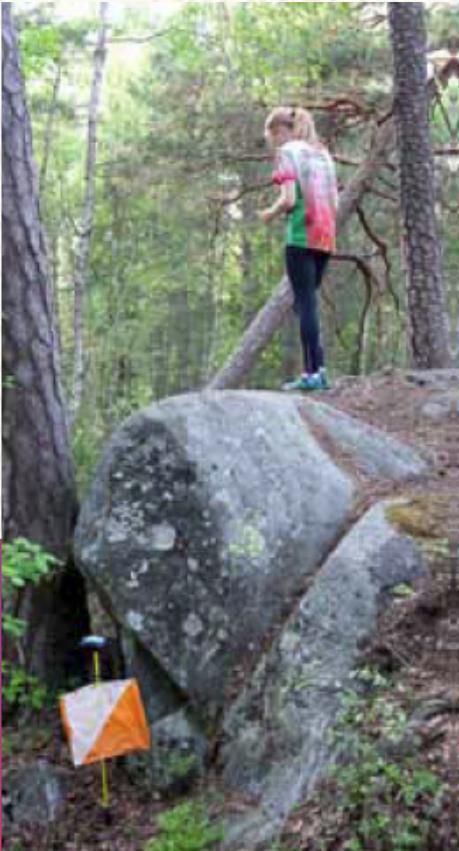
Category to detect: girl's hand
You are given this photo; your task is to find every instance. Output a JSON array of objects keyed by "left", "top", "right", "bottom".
[{"left": 258, "top": 208, "right": 274, "bottom": 224}]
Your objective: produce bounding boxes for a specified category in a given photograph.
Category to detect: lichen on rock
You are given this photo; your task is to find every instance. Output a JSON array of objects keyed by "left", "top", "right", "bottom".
[{"left": 384, "top": 492, "right": 451, "bottom": 541}]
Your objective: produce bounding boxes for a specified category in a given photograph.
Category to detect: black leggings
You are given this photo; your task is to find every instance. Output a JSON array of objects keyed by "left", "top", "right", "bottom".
[{"left": 285, "top": 246, "right": 330, "bottom": 374}]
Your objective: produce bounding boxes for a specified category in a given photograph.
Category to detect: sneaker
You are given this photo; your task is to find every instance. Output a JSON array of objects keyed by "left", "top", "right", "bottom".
[{"left": 282, "top": 369, "right": 330, "bottom": 392}]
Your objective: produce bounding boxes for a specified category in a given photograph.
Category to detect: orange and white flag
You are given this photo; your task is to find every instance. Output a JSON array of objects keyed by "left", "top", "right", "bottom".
[{"left": 60, "top": 679, "right": 150, "bottom": 766}]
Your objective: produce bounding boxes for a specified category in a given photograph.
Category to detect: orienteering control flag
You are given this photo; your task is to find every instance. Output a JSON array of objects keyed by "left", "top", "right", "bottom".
[{"left": 60, "top": 678, "right": 150, "bottom": 766}]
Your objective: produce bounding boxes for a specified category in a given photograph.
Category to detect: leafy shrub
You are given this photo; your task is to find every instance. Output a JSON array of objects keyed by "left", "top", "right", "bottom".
[
  {"left": 2, "top": 662, "right": 49, "bottom": 711},
  {"left": 144, "top": 801, "right": 223, "bottom": 851},
  {"left": 3, "top": 538, "right": 58, "bottom": 710},
  {"left": 325, "top": 668, "right": 444, "bottom": 851},
  {"left": 3, "top": 538, "right": 58, "bottom": 596}
]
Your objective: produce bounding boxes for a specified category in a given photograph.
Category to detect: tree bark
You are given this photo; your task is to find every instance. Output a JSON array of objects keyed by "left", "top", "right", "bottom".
[
  {"left": 71, "top": 2, "right": 109, "bottom": 424},
  {"left": 388, "top": 2, "right": 451, "bottom": 369},
  {"left": 207, "top": 117, "right": 396, "bottom": 389},
  {"left": 2, "top": 4, "right": 89, "bottom": 685}
]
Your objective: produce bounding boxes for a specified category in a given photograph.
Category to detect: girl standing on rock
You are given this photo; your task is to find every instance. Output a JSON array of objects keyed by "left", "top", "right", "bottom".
[{"left": 260, "top": 106, "right": 338, "bottom": 391}]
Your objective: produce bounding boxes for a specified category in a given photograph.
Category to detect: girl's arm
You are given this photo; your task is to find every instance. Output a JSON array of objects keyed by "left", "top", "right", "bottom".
[{"left": 259, "top": 181, "right": 295, "bottom": 223}]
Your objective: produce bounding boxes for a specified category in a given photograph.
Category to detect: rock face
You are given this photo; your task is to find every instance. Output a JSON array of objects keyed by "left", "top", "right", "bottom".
[
  {"left": 74, "top": 389, "right": 431, "bottom": 842},
  {"left": 75, "top": 391, "right": 357, "bottom": 718},
  {"left": 421, "top": 392, "right": 459, "bottom": 421},
  {"left": 3, "top": 761, "right": 69, "bottom": 828},
  {"left": 298, "top": 398, "right": 429, "bottom": 478},
  {"left": 126, "top": 707, "right": 209, "bottom": 795},
  {"left": 221, "top": 500, "right": 428, "bottom": 849},
  {"left": 148, "top": 709, "right": 209, "bottom": 794}
]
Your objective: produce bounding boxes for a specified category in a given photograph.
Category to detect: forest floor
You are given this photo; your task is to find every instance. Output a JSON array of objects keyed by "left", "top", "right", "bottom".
[
  {"left": 279, "top": 567, "right": 457, "bottom": 850},
  {"left": 283, "top": 367, "right": 459, "bottom": 849},
  {"left": 3, "top": 368, "right": 459, "bottom": 851},
  {"left": 324, "top": 366, "right": 458, "bottom": 464}
]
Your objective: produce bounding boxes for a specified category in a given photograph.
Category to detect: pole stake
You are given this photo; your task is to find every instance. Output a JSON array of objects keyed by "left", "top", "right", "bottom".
[{"left": 92, "top": 649, "right": 109, "bottom": 810}]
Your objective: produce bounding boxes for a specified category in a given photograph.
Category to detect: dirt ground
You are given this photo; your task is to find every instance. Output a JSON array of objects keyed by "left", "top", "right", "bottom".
[{"left": 281, "top": 367, "right": 459, "bottom": 849}]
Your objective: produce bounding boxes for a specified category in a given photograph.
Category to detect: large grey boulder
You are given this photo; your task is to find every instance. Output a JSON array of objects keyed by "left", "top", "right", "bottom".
[
  {"left": 221, "top": 499, "right": 428, "bottom": 849},
  {"left": 75, "top": 391, "right": 357, "bottom": 718},
  {"left": 74, "top": 389, "right": 432, "bottom": 840}
]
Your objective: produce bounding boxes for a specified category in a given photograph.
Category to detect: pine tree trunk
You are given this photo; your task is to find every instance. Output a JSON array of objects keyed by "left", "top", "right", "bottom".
[
  {"left": 207, "top": 118, "right": 396, "bottom": 389},
  {"left": 71, "top": 2, "right": 109, "bottom": 424},
  {"left": 388, "top": 2, "right": 451, "bottom": 369},
  {"left": 2, "top": 5, "right": 89, "bottom": 685}
]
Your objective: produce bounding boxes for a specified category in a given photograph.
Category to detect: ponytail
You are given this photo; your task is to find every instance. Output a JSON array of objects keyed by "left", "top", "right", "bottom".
[
  {"left": 292, "top": 107, "right": 319, "bottom": 146},
  {"left": 265, "top": 105, "right": 320, "bottom": 147}
]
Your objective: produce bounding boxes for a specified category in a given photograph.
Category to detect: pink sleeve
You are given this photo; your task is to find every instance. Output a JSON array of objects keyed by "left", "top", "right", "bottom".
[{"left": 272, "top": 168, "right": 297, "bottom": 185}]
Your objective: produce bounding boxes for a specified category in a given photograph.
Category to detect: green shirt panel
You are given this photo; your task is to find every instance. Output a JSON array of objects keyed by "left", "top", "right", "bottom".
[{"left": 286, "top": 181, "right": 307, "bottom": 248}]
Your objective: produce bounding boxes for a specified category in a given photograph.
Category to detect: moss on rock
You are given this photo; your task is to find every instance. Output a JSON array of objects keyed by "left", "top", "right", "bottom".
[{"left": 385, "top": 493, "right": 450, "bottom": 541}]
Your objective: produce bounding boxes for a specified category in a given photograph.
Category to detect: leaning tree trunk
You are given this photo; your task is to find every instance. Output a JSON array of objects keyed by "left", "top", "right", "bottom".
[
  {"left": 388, "top": 2, "right": 451, "bottom": 369},
  {"left": 208, "top": 117, "right": 396, "bottom": 389},
  {"left": 2, "top": 4, "right": 89, "bottom": 685},
  {"left": 71, "top": 1, "right": 109, "bottom": 425}
]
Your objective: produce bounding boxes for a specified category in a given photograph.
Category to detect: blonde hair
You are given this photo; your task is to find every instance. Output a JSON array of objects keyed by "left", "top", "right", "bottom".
[{"left": 265, "top": 106, "right": 320, "bottom": 146}]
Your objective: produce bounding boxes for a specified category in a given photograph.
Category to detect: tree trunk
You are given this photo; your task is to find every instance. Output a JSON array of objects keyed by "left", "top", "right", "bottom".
[
  {"left": 388, "top": 2, "right": 451, "bottom": 369},
  {"left": 207, "top": 117, "right": 396, "bottom": 389},
  {"left": 71, "top": 2, "right": 109, "bottom": 424},
  {"left": 40, "top": 60, "right": 64, "bottom": 356},
  {"left": 2, "top": 5, "right": 89, "bottom": 685}
]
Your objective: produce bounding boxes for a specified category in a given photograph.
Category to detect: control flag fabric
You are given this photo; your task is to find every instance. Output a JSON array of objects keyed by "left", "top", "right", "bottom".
[{"left": 60, "top": 678, "right": 150, "bottom": 766}]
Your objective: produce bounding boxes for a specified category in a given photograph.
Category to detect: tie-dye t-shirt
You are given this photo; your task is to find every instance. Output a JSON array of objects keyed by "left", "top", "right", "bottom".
[{"left": 272, "top": 140, "right": 338, "bottom": 253}]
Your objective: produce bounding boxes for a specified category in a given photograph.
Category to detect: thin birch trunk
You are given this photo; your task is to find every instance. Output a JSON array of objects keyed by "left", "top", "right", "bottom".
[
  {"left": 40, "top": 58, "right": 62, "bottom": 189},
  {"left": 71, "top": 2, "right": 109, "bottom": 425}
]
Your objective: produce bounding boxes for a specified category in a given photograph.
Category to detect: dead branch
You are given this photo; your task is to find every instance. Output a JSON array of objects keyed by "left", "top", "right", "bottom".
[
  {"left": 208, "top": 180, "right": 272, "bottom": 206},
  {"left": 87, "top": 27, "right": 181, "bottom": 46},
  {"left": 369, "top": 187, "right": 398, "bottom": 205},
  {"left": 357, "top": 204, "right": 400, "bottom": 313},
  {"left": 333, "top": 155, "right": 362, "bottom": 167}
]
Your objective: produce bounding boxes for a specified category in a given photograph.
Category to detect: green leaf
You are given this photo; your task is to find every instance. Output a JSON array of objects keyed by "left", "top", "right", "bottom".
[
  {"left": 391, "top": 583, "right": 414, "bottom": 598},
  {"left": 3, "top": 614, "right": 26, "bottom": 639}
]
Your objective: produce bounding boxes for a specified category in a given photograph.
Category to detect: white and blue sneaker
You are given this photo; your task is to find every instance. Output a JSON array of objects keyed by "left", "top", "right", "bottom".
[{"left": 282, "top": 367, "right": 329, "bottom": 392}]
